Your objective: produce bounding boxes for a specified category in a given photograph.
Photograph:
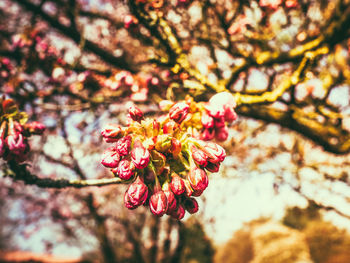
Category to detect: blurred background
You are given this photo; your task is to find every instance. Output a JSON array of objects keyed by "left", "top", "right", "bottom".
[{"left": 1, "top": 0, "right": 350, "bottom": 262}]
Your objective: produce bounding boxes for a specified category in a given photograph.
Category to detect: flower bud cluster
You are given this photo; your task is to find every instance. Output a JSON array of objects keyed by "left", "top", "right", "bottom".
[
  {"left": 161, "top": 92, "right": 237, "bottom": 142},
  {"left": 101, "top": 103, "right": 227, "bottom": 219},
  {"left": 0, "top": 98, "right": 45, "bottom": 162}
]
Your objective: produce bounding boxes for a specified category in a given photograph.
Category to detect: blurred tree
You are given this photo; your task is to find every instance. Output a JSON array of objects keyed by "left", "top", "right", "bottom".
[{"left": 0, "top": 0, "right": 350, "bottom": 261}]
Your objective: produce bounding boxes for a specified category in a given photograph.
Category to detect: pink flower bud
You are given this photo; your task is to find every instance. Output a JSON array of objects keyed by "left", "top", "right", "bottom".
[
  {"left": 169, "top": 102, "right": 189, "bottom": 123},
  {"left": 115, "top": 136, "right": 131, "bottom": 156},
  {"left": 205, "top": 162, "right": 220, "bottom": 173},
  {"left": 201, "top": 128, "right": 215, "bottom": 141},
  {"left": 191, "top": 146, "right": 208, "bottom": 167},
  {"left": 224, "top": 105, "right": 237, "bottom": 123},
  {"left": 184, "top": 179, "right": 193, "bottom": 197},
  {"left": 126, "top": 177, "right": 149, "bottom": 207},
  {"left": 163, "top": 120, "right": 178, "bottom": 134},
  {"left": 170, "top": 174, "right": 185, "bottom": 195},
  {"left": 184, "top": 198, "right": 199, "bottom": 214},
  {"left": 203, "top": 142, "right": 226, "bottom": 163},
  {"left": 6, "top": 133, "right": 27, "bottom": 155},
  {"left": 129, "top": 105, "right": 144, "bottom": 122},
  {"left": 188, "top": 167, "right": 208, "bottom": 192},
  {"left": 149, "top": 190, "right": 168, "bottom": 217},
  {"left": 131, "top": 141, "right": 150, "bottom": 169},
  {"left": 101, "top": 123, "right": 124, "bottom": 143},
  {"left": 170, "top": 204, "right": 185, "bottom": 220},
  {"left": 215, "top": 126, "right": 229, "bottom": 142},
  {"left": 214, "top": 116, "right": 226, "bottom": 128},
  {"left": 124, "top": 190, "right": 137, "bottom": 210},
  {"left": 114, "top": 159, "right": 135, "bottom": 180},
  {"left": 201, "top": 113, "right": 214, "bottom": 129},
  {"left": 170, "top": 138, "right": 181, "bottom": 157},
  {"left": 164, "top": 190, "right": 177, "bottom": 213},
  {"left": 207, "top": 105, "right": 225, "bottom": 119},
  {"left": 101, "top": 147, "right": 120, "bottom": 168},
  {"left": 24, "top": 121, "right": 46, "bottom": 135},
  {"left": 0, "top": 138, "right": 5, "bottom": 157}
]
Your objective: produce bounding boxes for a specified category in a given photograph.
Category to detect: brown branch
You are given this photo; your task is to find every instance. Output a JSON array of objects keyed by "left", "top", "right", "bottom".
[
  {"left": 6, "top": 160, "right": 128, "bottom": 188},
  {"left": 14, "top": 0, "right": 137, "bottom": 73}
]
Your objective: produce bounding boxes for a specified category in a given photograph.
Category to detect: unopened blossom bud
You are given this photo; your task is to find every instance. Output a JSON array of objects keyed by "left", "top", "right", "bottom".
[
  {"left": 201, "top": 113, "right": 214, "bottom": 129},
  {"left": 2, "top": 99, "right": 16, "bottom": 113},
  {"left": 201, "top": 128, "right": 215, "bottom": 141},
  {"left": 214, "top": 116, "right": 226, "bottom": 128},
  {"left": 13, "top": 121, "right": 24, "bottom": 133},
  {"left": 188, "top": 167, "right": 208, "bottom": 192},
  {"left": 205, "top": 162, "right": 220, "bottom": 173},
  {"left": 124, "top": 190, "right": 137, "bottom": 210},
  {"left": 114, "top": 159, "right": 135, "bottom": 180},
  {"left": 129, "top": 105, "right": 144, "bottom": 122},
  {"left": 224, "top": 105, "right": 237, "bottom": 123},
  {"left": 149, "top": 190, "right": 168, "bottom": 217},
  {"left": 6, "top": 133, "right": 27, "bottom": 155},
  {"left": 215, "top": 126, "right": 229, "bottom": 142},
  {"left": 24, "top": 121, "right": 46, "bottom": 135},
  {"left": 203, "top": 142, "right": 226, "bottom": 163},
  {"left": 115, "top": 136, "right": 131, "bottom": 156},
  {"left": 163, "top": 183, "right": 177, "bottom": 213},
  {"left": 170, "top": 174, "right": 185, "bottom": 195},
  {"left": 170, "top": 204, "right": 185, "bottom": 220},
  {"left": 101, "top": 147, "right": 120, "bottom": 168},
  {"left": 163, "top": 120, "right": 178, "bottom": 134},
  {"left": 155, "top": 134, "right": 172, "bottom": 153},
  {"left": 183, "top": 179, "right": 193, "bottom": 197},
  {"left": 184, "top": 198, "right": 199, "bottom": 214},
  {"left": 101, "top": 123, "right": 125, "bottom": 143},
  {"left": 207, "top": 105, "right": 225, "bottom": 119},
  {"left": 191, "top": 146, "right": 208, "bottom": 167},
  {"left": 209, "top": 92, "right": 236, "bottom": 109},
  {"left": 0, "top": 138, "right": 5, "bottom": 157},
  {"left": 170, "top": 138, "right": 181, "bottom": 157},
  {"left": 131, "top": 141, "right": 150, "bottom": 169},
  {"left": 126, "top": 177, "right": 149, "bottom": 206},
  {"left": 169, "top": 102, "right": 189, "bottom": 123}
]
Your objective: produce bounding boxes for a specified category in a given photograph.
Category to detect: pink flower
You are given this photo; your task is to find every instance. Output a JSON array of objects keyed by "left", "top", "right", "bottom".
[
  {"left": 131, "top": 141, "right": 150, "bottom": 169},
  {"left": 0, "top": 138, "right": 5, "bottom": 157},
  {"left": 128, "top": 105, "right": 144, "bottom": 122},
  {"left": 170, "top": 138, "right": 182, "bottom": 157},
  {"left": 203, "top": 142, "right": 226, "bottom": 163},
  {"left": 184, "top": 198, "right": 199, "bottom": 214},
  {"left": 24, "top": 121, "right": 46, "bottom": 135},
  {"left": 188, "top": 167, "right": 208, "bottom": 192},
  {"left": 205, "top": 162, "right": 220, "bottom": 173},
  {"left": 206, "top": 104, "right": 225, "bottom": 119},
  {"left": 163, "top": 120, "right": 178, "bottom": 134},
  {"left": 114, "top": 159, "right": 135, "bottom": 180},
  {"left": 169, "top": 204, "right": 185, "bottom": 220},
  {"left": 191, "top": 146, "right": 208, "bottom": 167},
  {"left": 101, "top": 123, "right": 124, "bottom": 143},
  {"left": 101, "top": 147, "right": 120, "bottom": 168},
  {"left": 214, "top": 116, "right": 225, "bottom": 128},
  {"left": 224, "top": 105, "right": 237, "bottom": 123},
  {"left": 201, "top": 128, "right": 215, "bottom": 141},
  {"left": 124, "top": 190, "right": 137, "bottom": 210},
  {"left": 126, "top": 177, "right": 149, "bottom": 207},
  {"left": 115, "top": 136, "right": 131, "bottom": 156},
  {"left": 170, "top": 174, "right": 185, "bottom": 195},
  {"left": 149, "top": 190, "right": 168, "bottom": 217},
  {"left": 169, "top": 102, "right": 189, "bottom": 123},
  {"left": 6, "top": 133, "right": 27, "bottom": 155},
  {"left": 215, "top": 126, "right": 229, "bottom": 142},
  {"left": 201, "top": 113, "right": 214, "bottom": 129},
  {"left": 164, "top": 190, "right": 177, "bottom": 213}
]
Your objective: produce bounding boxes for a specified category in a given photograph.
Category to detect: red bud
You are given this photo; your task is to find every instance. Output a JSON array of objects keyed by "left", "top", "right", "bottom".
[{"left": 149, "top": 190, "right": 168, "bottom": 217}]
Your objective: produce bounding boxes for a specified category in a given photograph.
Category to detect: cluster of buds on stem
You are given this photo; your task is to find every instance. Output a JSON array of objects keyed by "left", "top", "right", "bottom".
[
  {"left": 0, "top": 98, "right": 45, "bottom": 162},
  {"left": 160, "top": 92, "right": 237, "bottom": 142},
  {"left": 101, "top": 101, "right": 227, "bottom": 219}
]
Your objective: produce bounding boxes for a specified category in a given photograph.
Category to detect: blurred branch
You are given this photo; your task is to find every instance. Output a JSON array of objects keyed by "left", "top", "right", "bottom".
[
  {"left": 14, "top": 0, "right": 137, "bottom": 72},
  {"left": 6, "top": 160, "right": 129, "bottom": 188}
]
